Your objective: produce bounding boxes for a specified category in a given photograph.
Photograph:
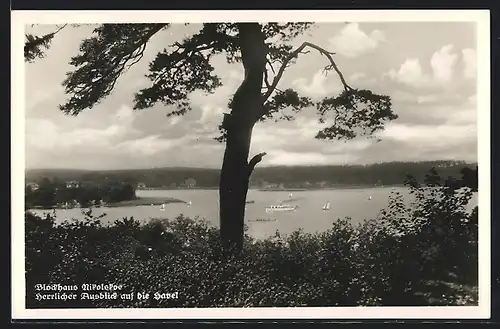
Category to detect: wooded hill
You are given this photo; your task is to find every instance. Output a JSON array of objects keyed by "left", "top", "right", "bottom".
[{"left": 25, "top": 160, "right": 477, "bottom": 189}]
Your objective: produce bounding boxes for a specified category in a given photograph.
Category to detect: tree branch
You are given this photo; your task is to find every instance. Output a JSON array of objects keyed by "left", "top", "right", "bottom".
[
  {"left": 263, "top": 68, "right": 271, "bottom": 90},
  {"left": 53, "top": 24, "right": 68, "bottom": 35},
  {"left": 262, "top": 41, "right": 352, "bottom": 103},
  {"left": 24, "top": 24, "right": 69, "bottom": 63},
  {"left": 266, "top": 58, "right": 276, "bottom": 75},
  {"left": 150, "top": 40, "right": 217, "bottom": 86},
  {"left": 60, "top": 24, "right": 169, "bottom": 115},
  {"left": 247, "top": 152, "right": 267, "bottom": 177}
]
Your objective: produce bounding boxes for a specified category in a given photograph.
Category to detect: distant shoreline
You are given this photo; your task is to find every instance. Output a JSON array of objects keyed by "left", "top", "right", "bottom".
[
  {"left": 105, "top": 197, "right": 186, "bottom": 208},
  {"left": 138, "top": 185, "right": 406, "bottom": 191},
  {"left": 27, "top": 186, "right": 406, "bottom": 210},
  {"left": 28, "top": 196, "right": 187, "bottom": 210}
]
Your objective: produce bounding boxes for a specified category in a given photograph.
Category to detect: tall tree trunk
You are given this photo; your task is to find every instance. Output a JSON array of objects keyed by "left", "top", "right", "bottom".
[
  {"left": 219, "top": 23, "right": 267, "bottom": 253},
  {"left": 219, "top": 122, "right": 254, "bottom": 253}
]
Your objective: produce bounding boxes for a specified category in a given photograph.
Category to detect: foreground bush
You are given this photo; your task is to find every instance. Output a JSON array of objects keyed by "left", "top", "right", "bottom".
[{"left": 25, "top": 170, "right": 478, "bottom": 308}]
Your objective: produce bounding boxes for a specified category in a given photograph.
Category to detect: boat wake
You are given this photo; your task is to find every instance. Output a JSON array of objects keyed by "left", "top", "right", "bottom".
[
  {"left": 280, "top": 197, "right": 302, "bottom": 203},
  {"left": 248, "top": 218, "right": 277, "bottom": 222}
]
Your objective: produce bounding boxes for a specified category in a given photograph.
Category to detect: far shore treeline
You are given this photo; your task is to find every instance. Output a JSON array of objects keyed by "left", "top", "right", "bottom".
[
  {"left": 25, "top": 160, "right": 478, "bottom": 190},
  {"left": 25, "top": 179, "right": 137, "bottom": 209}
]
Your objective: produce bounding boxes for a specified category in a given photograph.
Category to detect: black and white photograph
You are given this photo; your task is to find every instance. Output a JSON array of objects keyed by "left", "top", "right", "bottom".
[{"left": 12, "top": 10, "right": 490, "bottom": 320}]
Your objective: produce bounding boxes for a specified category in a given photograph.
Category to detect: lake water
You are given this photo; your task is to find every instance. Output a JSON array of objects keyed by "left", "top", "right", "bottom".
[{"left": 29, "top": 187, "right": 478, "bottom": 240}]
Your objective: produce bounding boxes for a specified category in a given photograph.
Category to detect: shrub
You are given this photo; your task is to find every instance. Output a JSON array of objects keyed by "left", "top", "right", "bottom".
[{"left": 25, "top": 168, "right": 478, "bottom": 308}]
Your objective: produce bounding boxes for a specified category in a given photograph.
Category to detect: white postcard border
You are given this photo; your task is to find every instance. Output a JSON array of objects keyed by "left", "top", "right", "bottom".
[{"left": 11, "top": 9, "right": 491, "bottom": 320}]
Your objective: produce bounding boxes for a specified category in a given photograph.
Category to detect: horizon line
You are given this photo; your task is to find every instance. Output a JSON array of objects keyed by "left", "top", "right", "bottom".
[{"left": 25, "top": 159, "right": 478, "bottom": 172}]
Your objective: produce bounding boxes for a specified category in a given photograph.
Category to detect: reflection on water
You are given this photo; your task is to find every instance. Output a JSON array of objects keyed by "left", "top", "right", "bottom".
[{"left": 29, "top": 187, "right": 478, "bottom": 240}]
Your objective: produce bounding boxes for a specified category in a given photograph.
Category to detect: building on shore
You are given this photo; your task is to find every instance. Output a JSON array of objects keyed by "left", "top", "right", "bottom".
[
  {"left": 185, "top": 178, "right": 196, "bottom": 188},
  {"left": 26, "top": 182, "right": 39, "bottom": 191},
  {"left": 65, "top": 181, "right": 80, "bottom": 189}
]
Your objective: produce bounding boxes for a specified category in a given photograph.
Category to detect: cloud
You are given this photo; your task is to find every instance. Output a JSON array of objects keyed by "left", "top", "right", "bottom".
[
  {"left": 116, "top": 134, "right": 185, "bottom": 156},
  {"left": 266, "top": 151, "right": 358, "bottom": 166},
  {"left": 430, "top": 44, "right": 458, "bottom": 82},
  {"left": 292, "top": 70, "right": 343, "bottom": 98},
  {"left": 26, "top": 87, "right": 61, "bottom": 112},
  {"left": 386, "top": 101, "right": 476, "bottom": 127},
  {"left": 114, "top": 105, "right": 135, "bottom": 125},
  {"left": 26, "top": 105, "right": 140, "bottom": 152},
  {"left": 198, "top": 105, "right": 224, "bottom": 125},
  {"left": 25, "top": 119, "right": 60, "bottom": 150},
  {"left": 379, "top": 122, "right": 476, "bottom": 146},
  {"left": 385, "top": 58, "right": 427, "bottom": 87},
  {"left": 349, "top": 72, "right": 366, "bottom": 82},
  {"left": 250, "top": 118, "right": 374, "bottom": 166},
  {"left": 329, "top": 23, "right": 385, "bottom": 58},
  {"left": 293, "top": 70, "right": 328, "bottom": 96},
  {"left": 189, "top": 63, "right": 244, "bottom": 127},
  {"left": 384, "top": 45, "right": 460, "bottom": 88},
  {"left": 462, "top": 48, "right": 477, "bottom": 79},
  {"left": 392, "top": 89, "right": 463, "bottom": 107},
  {"left": 356, "top": 137, "right": 477, "bottom": 164},
  {"left": 26, "top": 119, "right": 129, "bottom": 151},
  {"left": 252, "top": 118, "right": 325, "bottom": 147},
  {"left": 23, "top": 23, "right": 478, "bottom": 170},
  {"left": 381, "top": 45, "right": 476, "bottom": 131}
]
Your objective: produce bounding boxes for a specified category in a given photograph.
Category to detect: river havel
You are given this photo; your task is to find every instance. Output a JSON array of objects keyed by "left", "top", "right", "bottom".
[{"left": 154, "top": 292, "right": 179, "bottom": 300}]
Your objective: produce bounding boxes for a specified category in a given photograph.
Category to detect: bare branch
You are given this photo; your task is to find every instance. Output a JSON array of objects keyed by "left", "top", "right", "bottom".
[
  {"left": 53, "top": 24, "right": 68, "bottom": 35},
  {"left": 247, "top": 152, "right": 267, "bottom": 176},
  {"left": 262, "top": 41, "right": 352, "bottom": 103},
  {"left": 266, "top": 58, "right": 276, "bottom": 75}
]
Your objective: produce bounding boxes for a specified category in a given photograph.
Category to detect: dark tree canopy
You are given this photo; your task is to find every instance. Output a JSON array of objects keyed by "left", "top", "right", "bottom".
[
  {"left": 56, "top": 23, "right": 397, "bottom": 142},
  {"left": 24, "top": 24, "right": 68, "bottom": 63},
  {"left": 60, "top": 24, "right": 169, "bottom": 114}
]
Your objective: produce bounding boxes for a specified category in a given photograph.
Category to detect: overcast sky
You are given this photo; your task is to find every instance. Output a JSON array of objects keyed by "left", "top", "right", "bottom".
[{"left": 24, "top": 22, "right": 478, "bottom": 170}]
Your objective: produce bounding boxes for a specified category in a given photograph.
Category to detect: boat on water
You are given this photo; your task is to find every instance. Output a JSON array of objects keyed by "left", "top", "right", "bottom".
[
  {"left": 249, "top": 218, "right": 277, "bottom": 222},
  {"left": 265, "top": 204, "right": 298, "bottom": 212},
  {"left": 160, "top": 203, "right": 166, "bottom": 211},
  {"left": 186, "top": 201, "right": 192, "bottom": 206},
  {"left": 322, "top": 202, "right": 330, "bottom": 211},
  {"left": 367, "top": 196, "right": 372, "bottom": 201}
]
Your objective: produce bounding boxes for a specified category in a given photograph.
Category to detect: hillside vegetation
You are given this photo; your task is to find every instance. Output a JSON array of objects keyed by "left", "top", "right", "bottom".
[
  {"left": 26, "top": 160, "right": 476, "bottom": 189},
  {"left": 25, "top": 167, "right": 478, "bottom": 308}
]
